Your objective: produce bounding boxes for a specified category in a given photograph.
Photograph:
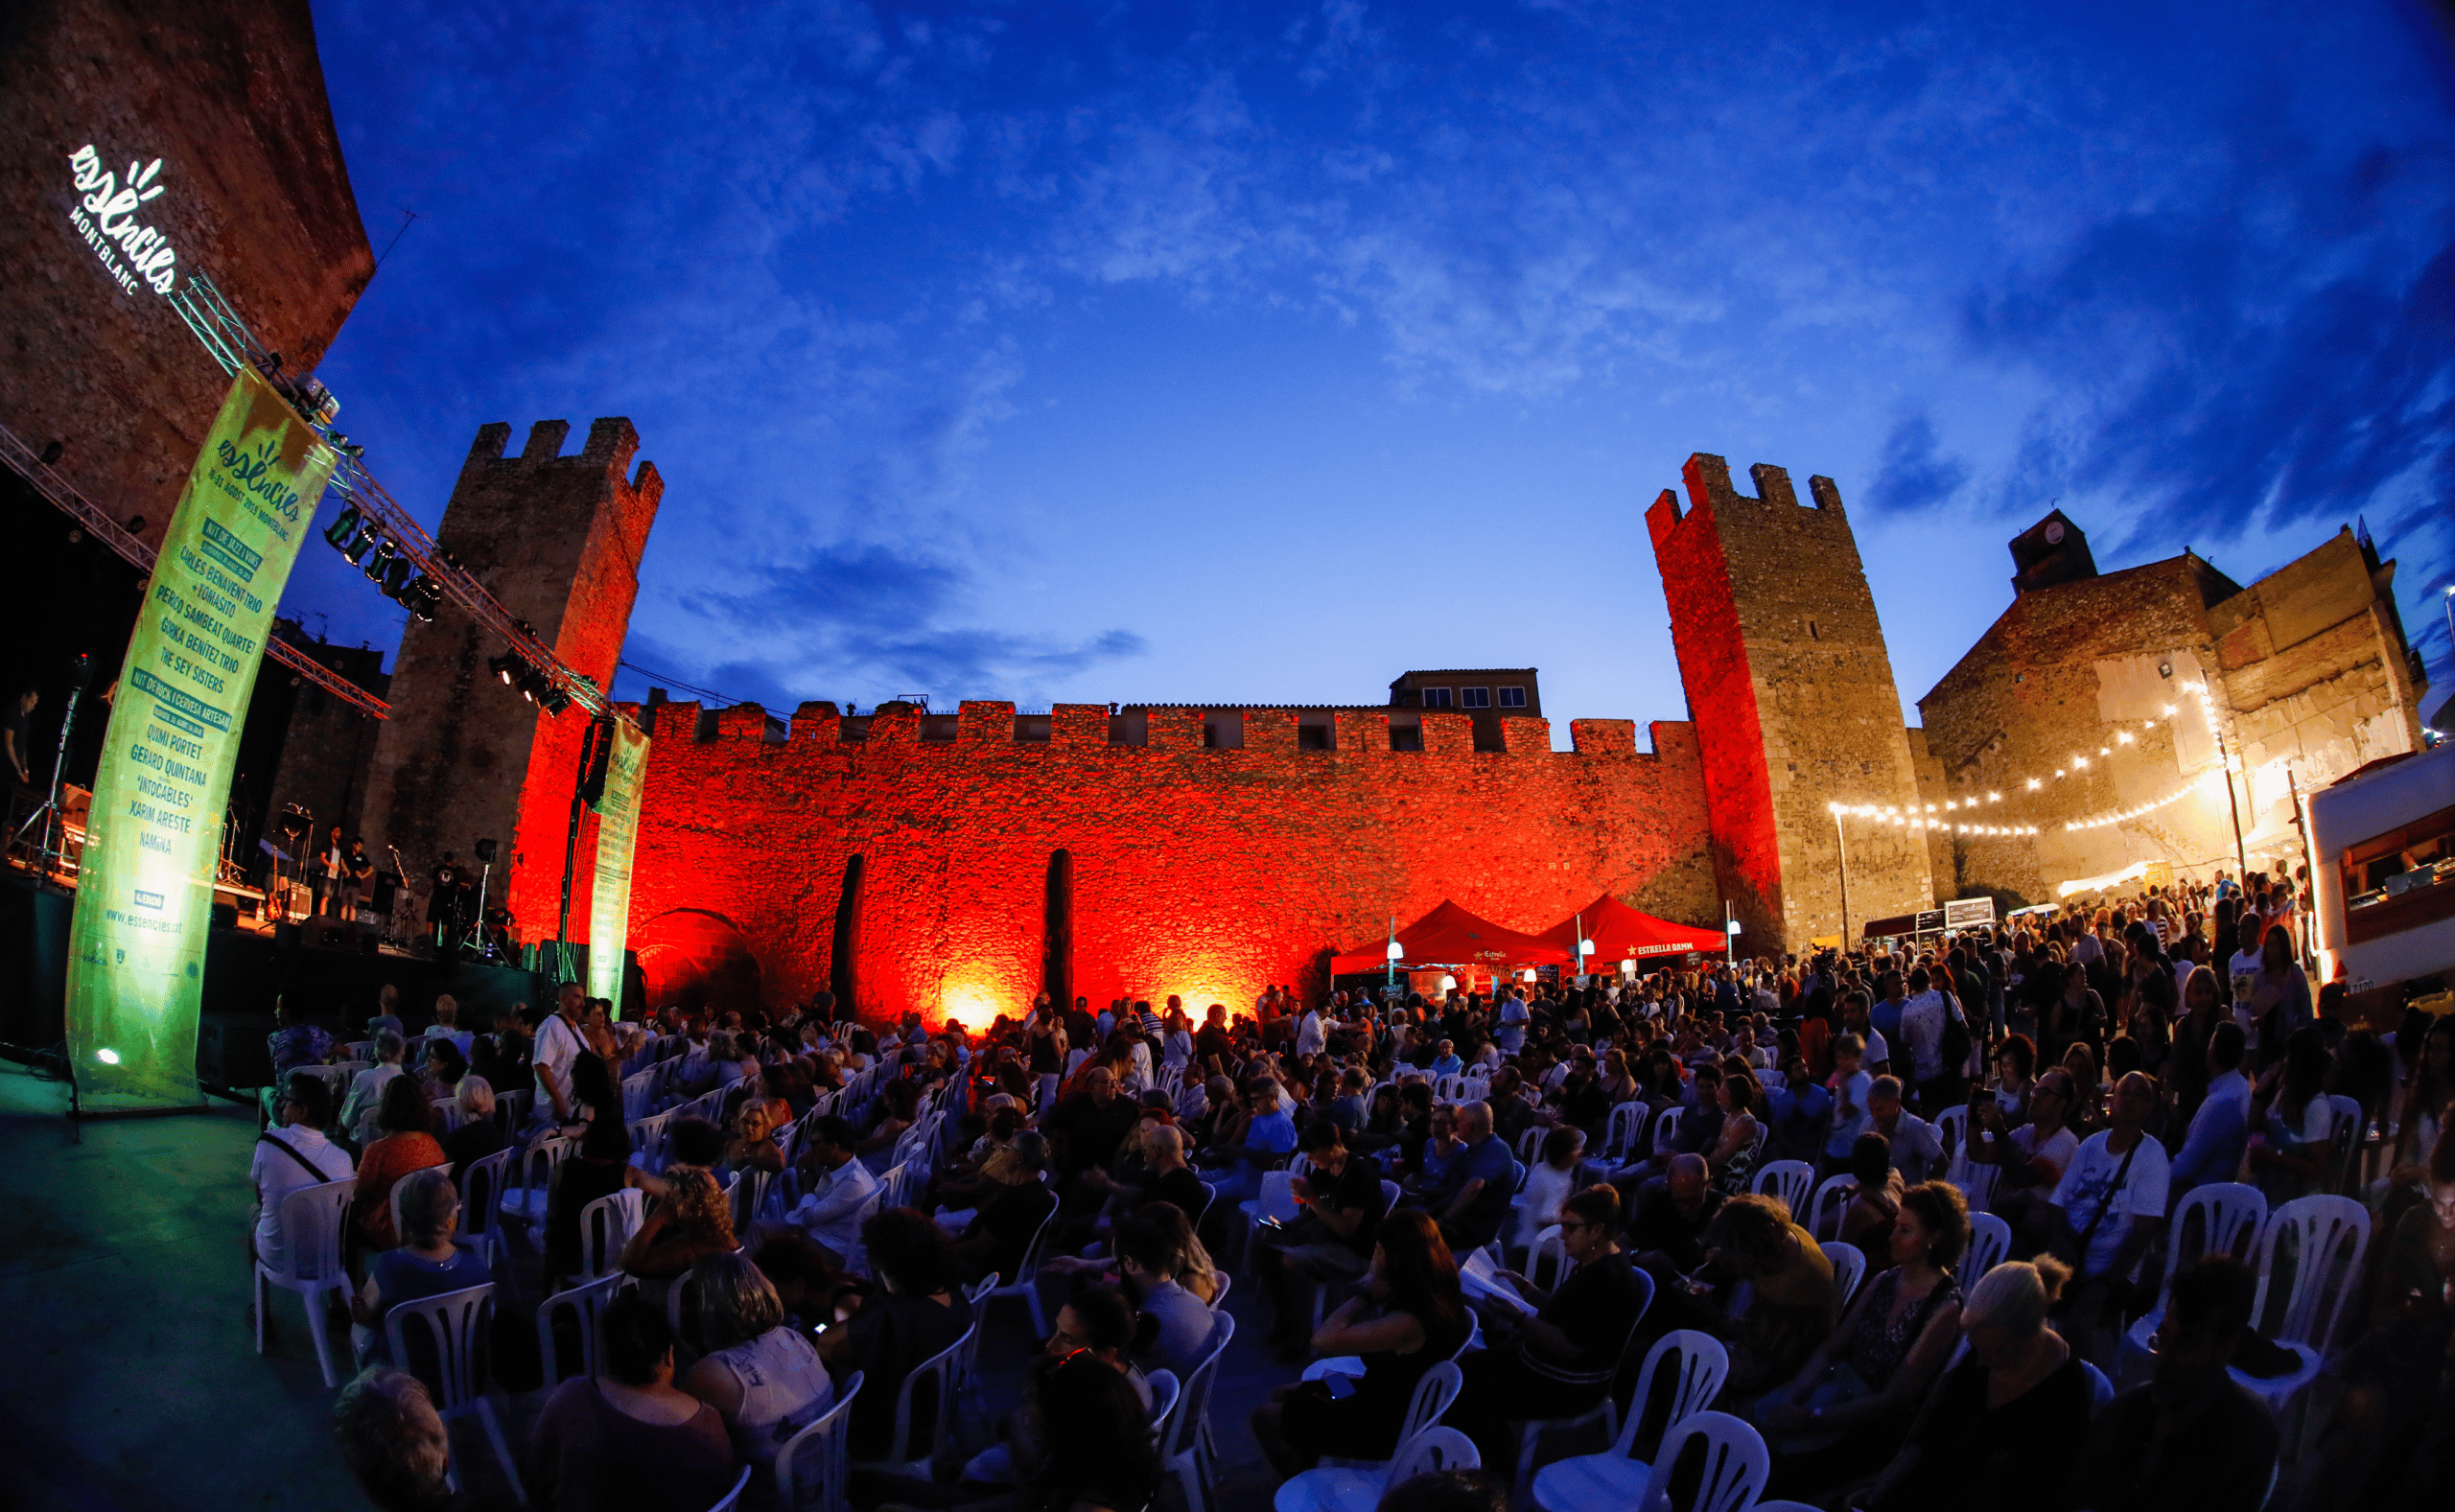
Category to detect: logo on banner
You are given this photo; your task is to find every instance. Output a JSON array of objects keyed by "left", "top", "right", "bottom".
[{"left": 66, "top": 145, "right": 182, "bottom": 296}]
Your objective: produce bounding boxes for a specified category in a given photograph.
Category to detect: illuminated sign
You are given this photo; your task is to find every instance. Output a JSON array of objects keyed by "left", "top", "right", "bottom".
[
  {"left": 65, "top": 368, "right": 333, "bottom": 1109},
  {"left": 585, "top": 718, "right": 650, "bottom": 1012},
  {"left": 66, "top": 144, "right": 182, "bottom": 296}
]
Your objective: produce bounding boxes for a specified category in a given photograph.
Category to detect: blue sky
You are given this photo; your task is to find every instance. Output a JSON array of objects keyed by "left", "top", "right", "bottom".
[{"left": 292, "top": 0, "right": 2455, "bottom": 740}]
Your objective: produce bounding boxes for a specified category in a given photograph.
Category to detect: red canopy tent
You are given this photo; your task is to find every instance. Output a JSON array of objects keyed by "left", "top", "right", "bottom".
[
  {"left": 1329, "top": 900, "right": 1575, "bottom": 974},
  {"left": 1535, "top": 895, "right": 1725, "bottom": 965}
]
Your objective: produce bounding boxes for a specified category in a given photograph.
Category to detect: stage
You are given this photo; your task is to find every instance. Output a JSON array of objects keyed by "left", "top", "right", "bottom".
[{"left": 0, "top": 872, "right": 596, "bottom": 1095}]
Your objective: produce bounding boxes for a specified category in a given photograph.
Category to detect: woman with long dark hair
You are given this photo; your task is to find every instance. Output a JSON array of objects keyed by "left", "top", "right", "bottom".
[{"left": 1250, "top": 1208, "right": 1470, "bottom": 1476}]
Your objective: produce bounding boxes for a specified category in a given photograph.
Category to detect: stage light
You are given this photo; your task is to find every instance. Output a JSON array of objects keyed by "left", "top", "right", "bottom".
[
  {"left": 362, "top": 538, "right": 396, "bottom": 582},
  {"left": 95, "top": 1047, "right": 119, "bottom": 1065},
  {"left": 544, "top": 684, "right": 573, "bottom": 715},
  {"left": 381, "top": 555, "right": 417, "bottom": 597},
  {"left": 342, "top": 527, "right": 376, "bottom": 566},
  {"left": 489, "top": 652, "right": 521, "bottom": 686},
  {"left": 403, "top": 576, "right": 442, "bottom": 621},
  {"left": 323, "top": 505, "right": 362, "bottom": 549}
]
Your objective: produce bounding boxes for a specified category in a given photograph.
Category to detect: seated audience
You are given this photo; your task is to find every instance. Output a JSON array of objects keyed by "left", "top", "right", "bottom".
[
  {"left": 1250, "top": 1209, "right": 1472, "bottom": 1476},
  {"left": 1449, "top": 1184, "right": 1651, "bottom": 1467},
  {"left": 786, "top": 1115, "right": 880, "bottom": 1270},
  {"left": 1692, "top": 1192, "right": 1839, "bottom": 1395},
  {"left": 1254, "top": 1120, "right": 1389, "bottom": 1354},
  {"left": 815, "top": 1206, "right": 976, "bottom": 1460},
  {"left": 340, "top": 1030, "right": 411, "bottom": 1147},
  {"left": 333, "top": 1365, "right": 509, "bottom": 1512},
  {"left": 441, "top": 1076, "right": 508, "bottom": 1188},
  {"left": 2075, "top": 1254, "right": 2280, "bottom": 1512},
  {"left": 354, "top": 1076, "right": 449, "bottom": 1253},
  {"left": 947, "top": 1130, "right": 1059, "bottom": 1284},
  {"left": 1852, "top": 1258, "right": 2090, "bottom": 1512},
  {"left": 681, "top": 1251, "right": 834, "bottom": 1501},
  {"left": 620, "top": 1167, "right": 739, "bottom": 1282},
  {"left": 352, "top": 1168, "right": 491, "bottom": 1367},
  {"left": 526, "top": 1291, "right": 736, "bottom": 1512},
  {"left": 1115, "top": 1211, "right": 1220, "bottom": 1379},
  {"left": 251, "top": 1070, "right": 355, "bottom": 1292}
]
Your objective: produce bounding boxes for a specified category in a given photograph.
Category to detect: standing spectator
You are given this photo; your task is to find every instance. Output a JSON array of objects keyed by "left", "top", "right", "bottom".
[
  {"left": 1823, "top": 1034, "right": 1874, "bottom": 1177},
  {"left": 526, "top": 1292, "right": 736, "bottom": 1512}
]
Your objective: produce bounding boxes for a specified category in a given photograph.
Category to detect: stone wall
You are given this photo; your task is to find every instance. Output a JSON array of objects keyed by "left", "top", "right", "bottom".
[
  {"left": 358, "top": 419, "right": 661, "bottom": 934},
  {"left": 0, "top": 0, "right": 370, "bottom": 547},
  {"left": 1915, "top": 525, "right": 2426, "bottom": 901},
  {"left": 615, "top": 703, "right": 1720, "bottom": 1024},
  {"left": 1647, "top": 454, "right": 1932, "bottom": 949}
]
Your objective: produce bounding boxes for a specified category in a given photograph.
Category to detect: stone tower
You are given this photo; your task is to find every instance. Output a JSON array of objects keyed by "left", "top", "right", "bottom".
[
  {"left": 360, "top": 419, "right": 662, "bottom": 942},
  {"left": 1647, "top": 454, "right": 1930, "bottom": 950}
]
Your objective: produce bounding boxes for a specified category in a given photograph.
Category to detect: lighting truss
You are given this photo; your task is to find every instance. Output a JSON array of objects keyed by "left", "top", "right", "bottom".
[
  {"left": 168, "top": 271, "right": 618, "bottom": 722},
  {"left": 0, "top": 417, "right": 391, "bottom": 720}
]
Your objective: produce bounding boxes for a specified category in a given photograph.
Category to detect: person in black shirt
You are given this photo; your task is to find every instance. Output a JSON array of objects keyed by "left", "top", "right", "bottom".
[
  {"left": 1045, "top": 1065, "right": 1140, "bottom": 1204},
  {"left": 3, "top": 686, "right": 35, "bottom": 789},
  {"left": 1136, "top": 1124, "right": 1214, "bottom": 1222},
  {"left": 1254, "top": 1120, "right": 1390, "bottom": 1355},
  {"left": 950, "top": 1131, "right": 1062, "bottom": 1285},
  {"left": 1625, "top": 1153, "right": 1725, "bottom": 1280},
  {"left": 2073, "top": 1254, "right": 2279, "bottom": 1512},
  {"left": 1449, "top": 1184, "right": 1653, "bottom": 1467}
]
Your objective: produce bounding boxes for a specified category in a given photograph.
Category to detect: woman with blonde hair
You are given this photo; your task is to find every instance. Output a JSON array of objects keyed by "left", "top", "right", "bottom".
[
  {"left": 442, "top": 1074, "right": 507, "bottom": 1186},
  {"left": 1847, "top": 1257, "right": 2093, "bottom": 1512}
]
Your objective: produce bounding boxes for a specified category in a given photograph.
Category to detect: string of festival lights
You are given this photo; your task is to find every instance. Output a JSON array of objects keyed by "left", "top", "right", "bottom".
[{"left": 1826, "top": 680, "right": 2233, "bottom": 838}]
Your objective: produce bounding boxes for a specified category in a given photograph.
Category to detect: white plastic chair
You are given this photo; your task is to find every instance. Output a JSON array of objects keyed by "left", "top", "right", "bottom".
[
  {"left": 852, "top": 1324, "right": 969, "bottom": 1479},
  {"left": 1273, "top": 1426, "right": 1479, "bottom": 1512},
  {"left": 1161, "top": 1311, "right": 1235, "bottom": 1512},
  {"left": 704, "top": 1465, "right": 752, "bottom": 1512},
  {"left": 1145, "top": 1367, "right": 1182, "bottom": 1439},
  {"left": 1529, "top": 1329, "right": 1729, "bottom": 1512},
  {"left": 2235, "top": 1194, "right": 2370, "bottom": 1405},
  {"left": 383, "top": 1283, "right": 522, "bottom": 1498},
  {"left": 1934, "top": 1105, "right": 1969, "bottom": 1177},
  {"left": 628, "top": 1110, "right": 674, "bottom": 1174},
  {"left": 1750, "top": 1159, "right": 1813, "bottom": 1221},
  {"left": 1821, "top": 1241, "right": 1866, "bottom": 1307},
  {"left": 1239, "top": 1170, "right": 1302, "bottom": 1275},
  {"left": 2325, "top": 1095, "right": 2364, "bottom": 1193},
  {"left": 1533, "top": 1407, "right": 1764, "bottom": 1512},
  {"left": 776, "top": 1370, "right": 862, "bottom": 1511},
  {"left": 535, "top": 1272, "right": 629, "bottom": 1385},
  {"left": 499, "top": 1135, "right": 573, "bottom": 1243},
  {"left": 1604, "top": 1101, "right": 1650, "bottom": 1164},
  {"left": 1319, "top": 1360, "right": 1463, "bottom": 1471},
  {"left": 252, "top": 1176, "right": 356, "bottom": 1388},
  {"left": 1807, "top": 1172, "right": 1855, "bottom": 1241},
  {"left": 976, "top": 1200, "right": 1061, "bottom": 1335},
  {"left": 456, "top": 1148, "right": 515, "bottom": 1274},
  {"left": 1650, "top": 1106, "right": 1685, "bottom": 1155},
  {"left": 579, "top": 1187, "right": 645, "bottom": 1281},
  {"left": 2119, "top": 1181, "right": 2266, "bottom": 1383},
  {"left": 1965, "top": 1211, "right": 2012, "bottom": 1281},
  {"left": 432, "top": 1096, "right": 463, "bottom": 1133},
  {"left": 1508, "top": 1311, "right": 1654, "bottom": 1505},
  {"left": 1527, "top": 1225, "right": 1572, "bottom": 1292}
]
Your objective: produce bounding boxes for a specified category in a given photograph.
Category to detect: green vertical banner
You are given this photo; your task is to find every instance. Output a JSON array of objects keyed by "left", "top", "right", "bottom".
[
  {"left": 65, "top": 369, "right": 334, "bottom": 1109},
  {"left": 585, "top": 717, "right": 650, "bottom": 1012}
]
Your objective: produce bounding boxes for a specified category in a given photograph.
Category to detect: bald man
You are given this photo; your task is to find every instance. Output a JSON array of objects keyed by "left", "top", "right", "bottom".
[
  {"left": 1427, "top": 1100, "right": 1517, "bottom": 1253},
  {"left": 1625, "top": 1152, "right": 1724, "bottom": 1279}
]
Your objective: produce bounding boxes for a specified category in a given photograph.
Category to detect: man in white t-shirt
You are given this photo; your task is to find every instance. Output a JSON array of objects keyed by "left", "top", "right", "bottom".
[
  {"left": 2049, "top": 1071, "right": 2169, "bottom": 1343},
  {"left": 1496, "top": 990, "right": 1531, "bottom": 1053},
  {"left": 529, "top": 982, "right": 589, "bottom": 1132},
  {"left": 1295, "top": 1005, "right": 1325, "bottom": 1058},
  {"left": 1898, "top": 974, "right": 1950, "bottom": 1084},
  {"left": 1823, "top": 1034, "right": 1875, "bottom": 1174},
  {"left": 2227, "top": 915, "right": 2267, "bottom": 1052},
  {"left": 251, "top": 1070, "right": 356, "bottom": 1279}
]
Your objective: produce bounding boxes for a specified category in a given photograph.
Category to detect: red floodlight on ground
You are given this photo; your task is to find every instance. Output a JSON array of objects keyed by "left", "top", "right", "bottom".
[
  {"left": 1534, "top": 894, "right": 1724, "bottom": 965},
  {"left": 1330, "top": 899, "right": 1575, "bottom": 974}
]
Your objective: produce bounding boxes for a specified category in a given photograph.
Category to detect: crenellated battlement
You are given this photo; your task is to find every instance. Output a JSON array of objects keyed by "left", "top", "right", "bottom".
[
  {"left": 462, "top": 416, "right": 664, "bottom": 501},
  {"left": 641, "top": 696, "right": 1679, "bottom": 760}
]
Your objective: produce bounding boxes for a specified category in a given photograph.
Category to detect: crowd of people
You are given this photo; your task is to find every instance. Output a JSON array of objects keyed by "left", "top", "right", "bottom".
[{"left": 252, "top": 872, "right": 2451, "bottom": 1512}]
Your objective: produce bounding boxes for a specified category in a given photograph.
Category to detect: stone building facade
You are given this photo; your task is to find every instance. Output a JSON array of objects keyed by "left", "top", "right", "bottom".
[{"left": 1914, "top": 515, "right": 2430, "bottom": 903}]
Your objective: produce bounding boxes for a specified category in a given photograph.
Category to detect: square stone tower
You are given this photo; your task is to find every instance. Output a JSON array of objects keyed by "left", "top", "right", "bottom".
[
  {"left": 359, "top": 418, "right": 661, "bottom": 939},
  {"left": 1648, "top": 454, "right": 1931, "bottom": 950}
]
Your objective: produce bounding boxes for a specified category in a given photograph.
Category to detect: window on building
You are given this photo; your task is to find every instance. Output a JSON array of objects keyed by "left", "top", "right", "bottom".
[
  {"left": 1420, "top": 686, "right": 1453, "bottom": 709},
  {"left": 1460, "top": 686, "right": 1491, "bottom": 709},
  {"left": 1497, "top": 686, "right": 1526, "bottom": 709},
  {"left": 1391, "top": 722, "right": 1423, "bottom": 752}
]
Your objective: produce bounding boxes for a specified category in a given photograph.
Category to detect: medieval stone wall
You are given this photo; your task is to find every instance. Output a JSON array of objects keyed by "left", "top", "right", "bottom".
[{"left": 614, "top": 702, "right": 1720, "bottom": 1023}]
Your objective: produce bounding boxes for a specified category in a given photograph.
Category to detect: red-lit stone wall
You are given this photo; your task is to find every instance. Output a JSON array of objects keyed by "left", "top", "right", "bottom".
[{"left": 616, "top": 702, "right": 1720, "bottom": 1025}]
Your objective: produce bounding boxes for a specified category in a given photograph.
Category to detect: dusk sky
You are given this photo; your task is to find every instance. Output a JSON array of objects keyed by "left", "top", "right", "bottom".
[{"left": 290, "top": 1, "right": 2455, "bottom": 743}]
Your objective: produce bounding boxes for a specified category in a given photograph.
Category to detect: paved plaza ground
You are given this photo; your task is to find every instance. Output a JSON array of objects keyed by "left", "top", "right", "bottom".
[{"left": 0, "top": 1058, "right": 1319, "bottom": 1512}]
